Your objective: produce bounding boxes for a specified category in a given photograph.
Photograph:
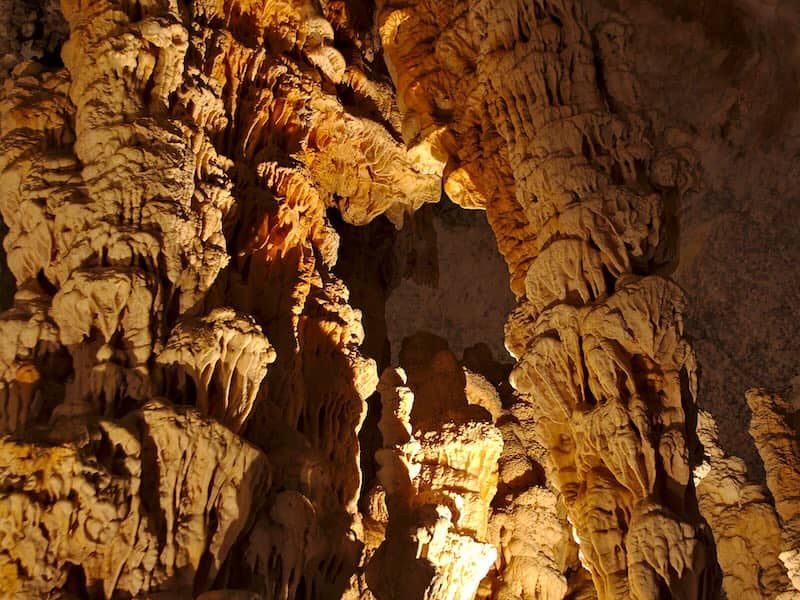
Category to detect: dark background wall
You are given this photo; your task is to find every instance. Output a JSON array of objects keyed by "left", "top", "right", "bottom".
[{"left": 594, "top": 0, "right": 800, "bottom": 475}]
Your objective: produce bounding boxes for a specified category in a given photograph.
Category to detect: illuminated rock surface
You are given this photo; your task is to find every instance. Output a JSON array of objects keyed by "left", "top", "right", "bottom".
[{"left": 0, "top": 0, "right": 798, "bottom": 599}]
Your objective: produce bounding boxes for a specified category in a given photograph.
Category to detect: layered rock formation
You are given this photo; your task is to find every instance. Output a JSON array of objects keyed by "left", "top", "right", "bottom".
[{"left": 0, "top": 0, "right": 799, "bottom": 599}]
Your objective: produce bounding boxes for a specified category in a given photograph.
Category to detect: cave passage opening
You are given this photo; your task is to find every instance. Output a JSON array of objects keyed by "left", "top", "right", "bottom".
[
  {"left": 330, "top": 193, "right": 518, "bottom": 504},
  {"left": 331, "top": 193, "right": 516, "bottom": 375}
]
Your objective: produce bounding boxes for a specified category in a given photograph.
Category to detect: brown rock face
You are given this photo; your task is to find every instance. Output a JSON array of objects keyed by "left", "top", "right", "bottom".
[{"left": 0, "top": 1, "right": 798, "bottom": 599}]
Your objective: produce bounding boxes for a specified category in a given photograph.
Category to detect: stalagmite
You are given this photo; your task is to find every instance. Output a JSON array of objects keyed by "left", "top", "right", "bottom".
[
  {"left": 368, "top": 347, "right": 502, "bottom": 600},
  {"left": 748, "top": 389, "right": 800, "bottom": 594},
  {"left": 694, "top": 409, "right": 793, "bottom": 598}
]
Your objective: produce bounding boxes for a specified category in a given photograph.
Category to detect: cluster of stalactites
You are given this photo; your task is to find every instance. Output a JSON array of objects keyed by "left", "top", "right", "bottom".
[
  {"left": 0, "top": 0, "right": 438, "bottom": 598},
  {"left": 157, "top": 307, "right": 276, "bottom": 432}
]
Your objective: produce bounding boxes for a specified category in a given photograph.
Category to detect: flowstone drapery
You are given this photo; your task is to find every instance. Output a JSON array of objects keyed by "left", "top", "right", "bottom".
[{"left": 0, "top": 0, "right": 798, "bottom": 599}]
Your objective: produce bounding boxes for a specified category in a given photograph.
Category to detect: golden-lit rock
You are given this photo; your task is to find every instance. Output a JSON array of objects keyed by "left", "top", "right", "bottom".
[
  {"left": 0, "top": 0, "right": 798, "bottom": 598},
  {"left": 0, "top": 401, "right": 269, "bottom": 598},
  {"left": 694, "top": 409, "right": 793, "bottom": 598},
  {"left": 369, "top": 364, "right": 502, "bottom": 600},
  {"left": 748, "top": 389, "right": 800, "bottom": 594},
  {"left": 377, "top": 0, "right": 723, "bottom": 595}
]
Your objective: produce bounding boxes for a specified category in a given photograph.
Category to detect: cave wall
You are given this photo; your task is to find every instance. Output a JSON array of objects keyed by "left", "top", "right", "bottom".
[
  {"left": 0, "top": 0, "right": 798, "bottom": 599},
  {"left": 385, "top": 197, "right": 516, "bottom": 364},
  {"left": 600, "top": 0, "right": 800, "bottom": 475}
]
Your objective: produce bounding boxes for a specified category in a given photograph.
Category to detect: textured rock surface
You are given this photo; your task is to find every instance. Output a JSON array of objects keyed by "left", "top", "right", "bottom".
[
  {"left": 0, "top": 401, "right": 269, "bottom": 597},
  {"left": 157, "top": 307, "right": 277, "bottom": 432},
  {"left": 694, "top": 409, "right": 791, "bottom": 599},
  {"left": 747, "top": 389, "right": 800, "bottom": 594},
  {"left": 0, "top": 0, "right": 798, "bottom": 599}
]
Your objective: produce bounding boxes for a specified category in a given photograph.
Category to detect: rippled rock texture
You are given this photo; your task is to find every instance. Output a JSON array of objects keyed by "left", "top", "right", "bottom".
[{"left": 0, "top": 0, "right": 798, "bottom": 599}]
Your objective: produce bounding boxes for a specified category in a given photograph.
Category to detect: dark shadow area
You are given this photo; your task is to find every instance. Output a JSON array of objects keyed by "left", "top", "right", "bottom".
[
  {"left": 384, "top": 196, "right": 516, "bottom": 364},
  {"left": 0, "top": 220, "right": 16, "bottom": 311}
]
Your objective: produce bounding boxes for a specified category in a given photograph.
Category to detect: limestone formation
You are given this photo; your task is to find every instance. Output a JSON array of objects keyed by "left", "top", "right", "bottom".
[
  {"left": 0, "top": 0, "right": 799, "bottom": 599},
  {"left": 369, "top": 355, "right": 502, "bottom": 600},
  {"left": 694, "top": 409, "right": 791, "bottom": 599},
  {"left": 0, "top": 283, "right": 60, "bottom": 433},
  {"left": 747, "top": 389, "right": 800, "bottom": 594},
  {"left": 157, "top": 307, "right": 277, "bottom": 432},
  {"left": 378, "top": 0, "right": 720, "bottom": 596},
  {"left": 0, "top": 401, "right": 269, "bottom": 598}
]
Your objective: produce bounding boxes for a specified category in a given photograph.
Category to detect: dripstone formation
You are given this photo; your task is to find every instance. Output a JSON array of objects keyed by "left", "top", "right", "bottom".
[{"left": 0, "top": 1, "right": 798, "bottom": 599}]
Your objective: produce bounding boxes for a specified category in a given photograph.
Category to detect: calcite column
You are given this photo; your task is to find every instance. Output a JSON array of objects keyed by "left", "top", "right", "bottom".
[
  {"left": 53, "top": 0, "right": 232, "bottom": 413},
  {"left": 377, "top": 0, "right": 719, "bottom": 597}
]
